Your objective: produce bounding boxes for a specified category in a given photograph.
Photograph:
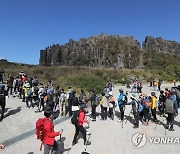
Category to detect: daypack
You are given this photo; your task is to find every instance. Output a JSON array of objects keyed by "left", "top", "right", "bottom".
[
  {"left": 33, "top": 86, "right": 39, "bottom": 96},
  {"left": 27, "top": 89, "right": 33, "bottom": 97},
  {"left": 71, "top": 111, "right": 80, "bottom": 125},
  {"left": 36, "top": 118, "right": 45, "bottom": 141},
  {"left": 138, "top": 103, "right": 144, "bottom": 112},
  {"left": 144, "top": 98, "right": 151, "bottom": 108},
  {"left": 94, "top": 96, "right": 101, "bottom": 106},
  {"left": 165, "top": 99, "right": 174, "bottom": 113}
]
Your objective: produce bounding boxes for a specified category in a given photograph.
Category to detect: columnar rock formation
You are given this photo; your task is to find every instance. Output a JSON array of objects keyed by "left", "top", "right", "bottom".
[{"left": 39, "top": 34, "right": 180, "bottom": 68}]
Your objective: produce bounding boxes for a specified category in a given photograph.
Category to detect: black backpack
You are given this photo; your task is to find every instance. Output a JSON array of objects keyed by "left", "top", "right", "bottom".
[
  {"left": 0, "top": 86, "right": 5, "bottom": 104},
  {"left": 71, "top": 111, "right": 80, "bottom": 125}
]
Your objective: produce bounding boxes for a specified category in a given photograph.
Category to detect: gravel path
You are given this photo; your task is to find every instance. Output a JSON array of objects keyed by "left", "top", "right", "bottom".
[{"left": 0, "top": 82, "right": 180, "bottom": 154}]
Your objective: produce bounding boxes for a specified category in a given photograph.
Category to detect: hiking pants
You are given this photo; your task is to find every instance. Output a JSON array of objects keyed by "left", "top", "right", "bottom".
[
  {"left": 151, "top": 108, "right": 157, "bottom": 121},
  {"left": 68, "top": 100, "right": 72, "bottom": 116},
  {"left": 7, "top": 87, "right": 13, "bottom": 95},
  {"left": 26, "top": 97, "right": 33, "bottom": 108},
  {"left": 119, "top": 106, "right": 124, "bottom": 121},
  {"left": 101, "top": 107, "right": 107, "bottom": 120},
  {"left": 73, "top": 125, "right": 86, "bottom": 144},
  {"left": 133, "top": 110, "right": 139, "bottom": 126},
  {"left": 91, "top": 105, "right": 97, "bottom": 120},
  {"left": 44, "top": 140, "right": 58, "bottom": 154},
  {"left": 109, "top": 107, "right": 114, "bottom": 118},
  {"left": 144, "top": 108, "right": 150, "bottom": 122},
  {"left": 166, "top": 113, "right": 174, "bottom": 129},
  {"left": 0, "top": 101, "right": 5, "bottom": 121}
]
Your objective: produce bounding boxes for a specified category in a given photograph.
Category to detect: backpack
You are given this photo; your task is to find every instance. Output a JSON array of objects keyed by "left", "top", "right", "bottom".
[
  {"left": 144, "top": 99, "right": 151, "bottom": 108},
  {"left": 165, "top": 99, "right": 174, "bottom": 113},
  {"left": 33, "top": 86, "right": 39, "bottom": 96},
  {"left": 138, "top": 103, "right": 144, "bottom": 112},
  {"left": 27, "top": 89, "right": 33, "bottom": 97},
  {"left": 0, "top": 85, "right": 5, "bottom": 104},
  {"left": 94, "top": 96, "right": 101, "bottom": 106},
  {"left": 71, "top": 111, "right": 80, "bottom": 125},
  {"left": 36, "top": 118, "right": 46, "bottom": 141}
]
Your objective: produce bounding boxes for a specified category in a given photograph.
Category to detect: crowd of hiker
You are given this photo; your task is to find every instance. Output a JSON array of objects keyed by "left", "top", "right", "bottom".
[{"left": 1, "top": 71, "right": 180, "bottom": 153}]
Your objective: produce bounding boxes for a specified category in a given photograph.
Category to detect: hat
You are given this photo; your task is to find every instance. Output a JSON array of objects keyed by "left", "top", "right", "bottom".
[
  {"left": 26, "top": 83, "right": 30, "bottom": 88},
  {"left": 119, "top": 88, "right": 124, "bottom": 92},
  {"left": 80, "top": 104, "right": 86, "bottom": 110},
  {"left": 151, "top": 92, "right": 156, "bottom": 96},
  {"left": 109, "top": 92, "right": 113, "bottom": 96},
  {"left": 130, "top": 94, "right": 136, "bottom": 100}
]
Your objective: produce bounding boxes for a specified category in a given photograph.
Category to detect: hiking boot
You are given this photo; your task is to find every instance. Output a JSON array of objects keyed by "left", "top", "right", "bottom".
[
  {"left": 85, "top": 141, "right": 91, "bottom": 145},
  {"left": 169, "top": 128, "right": 175, "bottom": 131}
]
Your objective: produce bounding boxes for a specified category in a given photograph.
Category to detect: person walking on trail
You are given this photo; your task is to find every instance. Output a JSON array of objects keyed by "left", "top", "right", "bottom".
[
  {"left": 165, "top": 91, "right": 175, "bottom": 131},
  {"left": 72, "top": 105, "right": 91, "bottom": 146},
  {"left": 88, "top": 89, "right": 97, "bottom": 121},
  {"left": 7, "top": 76, "right": 13, "bottom": 95},
  {"left": 24, "top": 83, "right": 33, "bottom": 108},
  {"left": 71, "top": 91, "right": 79, "bottom": 114},
  {"left": 117, "top": 89, "right": 126, "bottom": 122},
  {"left": 158, "top": 80, "right": 163, "bottom": 91},
  {"left": 67, "top": 87, "right": 73, "bottom": 116},
  {"left": 42, "top": 110, "right": 62, "bottom": 154},
  {"left": 0, "top": 84, "right": 7, "bottom": 122},
  {"left": 99, "top": 92, "right": 109, "bottom": 120},
  {"left": 151, "top": 92, "right": 158, "bottom": 122},
  {"left": 143, "top": 96, "right": 151, "bottom": 126},
  {"left": 158, "top": 90, "right": 166, "bottom": 117},
  {"left": 38, "top": 83, "right": 45, "bottom": 112},
  {"left": 107, "top": 80, "right": 114, "bottom": 92},
  {"left": 109, "top": 92, "right": 115, "bottom": 120}
]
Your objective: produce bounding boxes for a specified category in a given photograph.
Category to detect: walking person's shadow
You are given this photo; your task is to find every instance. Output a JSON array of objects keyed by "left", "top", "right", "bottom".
[
  {"left": 4, "top": 107, "right": 21, "bottom": 118},
  {"left": 57, "top": 137, "right": 71, "bottom": 154}
]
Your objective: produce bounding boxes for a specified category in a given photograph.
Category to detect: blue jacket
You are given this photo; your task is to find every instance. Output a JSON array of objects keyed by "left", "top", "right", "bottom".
[{"left": 118, "top": 93, "right": 125, "bottom": 106}]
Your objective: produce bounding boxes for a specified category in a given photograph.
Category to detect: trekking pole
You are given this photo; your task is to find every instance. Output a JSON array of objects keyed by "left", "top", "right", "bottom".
[
  {"left": 60, "top": 129, "right": 63, "bottom": 142},
  {"left": 125, "top": 109, "right": 132, "bottom": 124}
]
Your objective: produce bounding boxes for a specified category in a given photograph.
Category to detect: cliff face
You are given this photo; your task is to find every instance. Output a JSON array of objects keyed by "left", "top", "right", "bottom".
[
  {"left": 143, "top": 36, "right": 180, "bottom": 55},
  {"left": 39, "top": 35, "right": 180, "bottom": 68}
]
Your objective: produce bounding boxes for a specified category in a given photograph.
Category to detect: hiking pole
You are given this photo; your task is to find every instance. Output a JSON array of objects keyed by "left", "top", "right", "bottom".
[{"left": 60, "top": 129, "right": 63, "bottom": 142}]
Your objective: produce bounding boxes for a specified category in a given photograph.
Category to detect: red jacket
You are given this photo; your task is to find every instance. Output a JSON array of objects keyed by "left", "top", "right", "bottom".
[
  {"left": 42, "top": 118, "right": 59, "bottom": 145},
  {"left": 78, "top": 111, "right": 87, "bottom": 126}
]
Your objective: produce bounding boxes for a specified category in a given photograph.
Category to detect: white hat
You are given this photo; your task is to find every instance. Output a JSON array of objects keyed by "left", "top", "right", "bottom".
[{"left": 109, "top": 92, "right": 113, "bottom": 96}]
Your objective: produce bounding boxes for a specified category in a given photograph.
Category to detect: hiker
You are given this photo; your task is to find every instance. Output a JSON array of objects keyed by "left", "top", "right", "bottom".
[
  {"left": 172, "top": 88, "right": 178, "bottom": 115},
  {"left": 67, "top": 87, "right": 73, "bottom": 116},
  {"left": 0, "top": 70, "right": 4, "bottom": 83},
  {"left": 71, "top": 91, "right": 79, "bottom": 114},
  {"left": 104, "top": 86, "right": 110, "bottom": 98},
  {"left": 151, "top": 92, "right": 158, "bottom": 122},
  {"left": 32, "top": 76, "right": 39, "bottom": 86},
  {"left": 0, "top": 144, "right": 5, "bottom": 150},
  {"left": 79, "top": 89, "right": 86, "bottom": 103},
  {"left": 108, "top": 92, "right": 115, "bottom": 120},
  {"left": 59, "top": 89, "right": 67, "bottom": 117},
  {"left": 107, "top": 80, "right": 114, "bottom": 92},
  {"left": 138, "top": 95, "right": 144, "bottom": 122},
  {"left": 42, "top": 110, "right": 62, "bottom": 154},
  {"left": 99, "top": 92, "right": 108, "bottom": 120},
  {"left": 137, "top": 81, "right": 143, "bottom": 93},
  {"left": 117, "top": 89, "right": 126, "bottom": 122},
  {"left": 7, "top": 76, "right": 13, "bottom": 95},
  {"left": 130, "top": 80, "right": 137, "bottom": 93},
  {"left": 165, "top": 88, "right": 170, "bottom": 98},
  {"left": 24, "top": 83, "right": 33, "bottom": 108},
  {"left": 158, "top": 90, "right": 166, "bottom": 116},
  {"left": 158, "top": 80, "right": 163, "bottom": 91},
  {"left": 165, "top": 91, "right": 175, "bottom": 131},
  {"left": 13, "top": 77, "right": 18, "bottom": 95},
  {"left": 38, "top": 83, "right": 45, "bottom": 112},
  {"left": 125, "top": 94, "right": 140, "bottom": 128},
  {"left": 0, "top": 83, "right": 7, "bottom": 122},
  {"left": 88, "top": 89, "right": 97, "bottom": 121},
  {"left": 143, "top": 96, "right": 151, "bottom": 126},
  {"left": 72, "top": 105, "right": 91, "bottom": 146}
]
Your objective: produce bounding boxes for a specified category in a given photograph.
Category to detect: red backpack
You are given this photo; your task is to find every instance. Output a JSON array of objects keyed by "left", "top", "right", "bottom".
[{"left": 36, "top": 118, "right": 46, "bottom": 150}]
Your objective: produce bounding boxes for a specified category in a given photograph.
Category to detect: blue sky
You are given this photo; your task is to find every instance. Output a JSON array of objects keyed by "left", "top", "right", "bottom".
[{"left": 0, "top": 0, "right": 179, "bottom": 64}]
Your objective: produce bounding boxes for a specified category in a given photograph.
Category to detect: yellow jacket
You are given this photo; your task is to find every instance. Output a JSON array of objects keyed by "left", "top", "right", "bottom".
[{"left": 151, "top": 96, "right": 157, "bottom": 109}]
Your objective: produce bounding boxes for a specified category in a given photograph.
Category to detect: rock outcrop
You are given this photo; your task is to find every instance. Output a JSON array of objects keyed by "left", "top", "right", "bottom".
[
  {"left": 143, "top": 36, "right": 180, "bottom": 55},
  {"left": 39, "top": 34, "right": 180, "bottom": 68}
]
